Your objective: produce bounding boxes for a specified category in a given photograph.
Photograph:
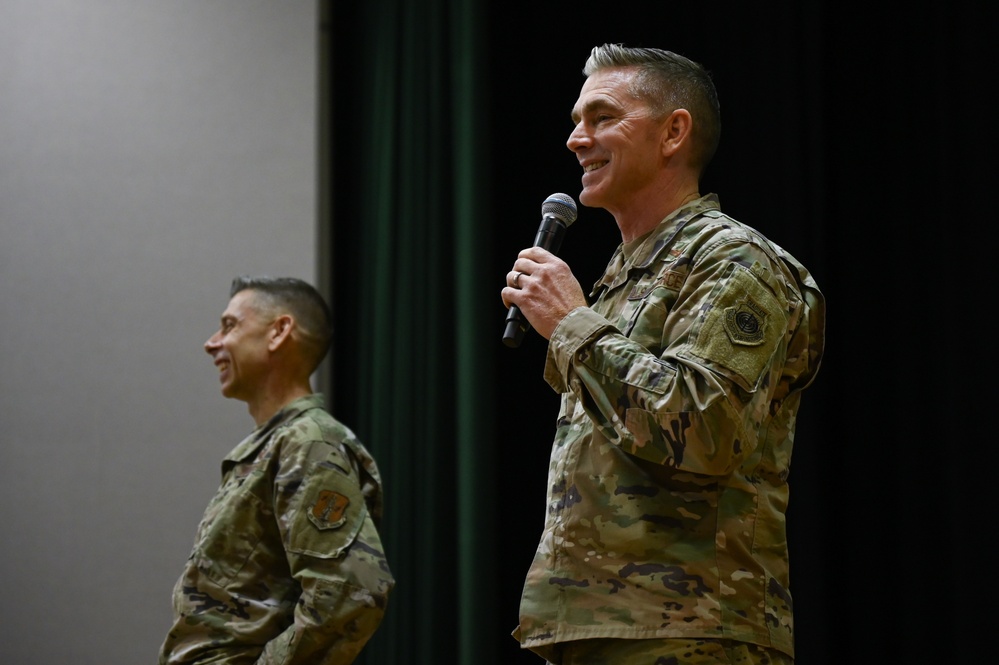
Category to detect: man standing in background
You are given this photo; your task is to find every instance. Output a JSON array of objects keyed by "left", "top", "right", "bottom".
[{"left": 159, "top": 276, "right": 393, "bottom": 664}]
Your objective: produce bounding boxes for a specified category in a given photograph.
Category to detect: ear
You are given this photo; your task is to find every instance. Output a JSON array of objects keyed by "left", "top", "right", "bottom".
[
  {"left": 268, "top": 314, "right": 295, "bottom": 352},
  {"left": 660, "top": 108, "right": 693, "bottom": 158}
]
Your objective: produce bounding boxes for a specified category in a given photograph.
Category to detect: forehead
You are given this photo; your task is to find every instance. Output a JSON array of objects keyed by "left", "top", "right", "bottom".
[
  {"left": 221, "top": 289, "right": 262, "bottom": 319},
  {"left": 571, "top": 67, "right": 641, "bottom": 120}
]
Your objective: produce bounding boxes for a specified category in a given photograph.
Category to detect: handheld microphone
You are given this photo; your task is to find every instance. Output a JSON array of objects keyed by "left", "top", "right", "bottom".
[{"left": 502, "top": 192, "right": 578, "bottom": 348}]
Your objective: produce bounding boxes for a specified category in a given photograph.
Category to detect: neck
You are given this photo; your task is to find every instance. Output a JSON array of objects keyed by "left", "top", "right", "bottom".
[
  {"left": 614, "top": 178, "right": 701, "bottom": 243},
  {"left": 246, "top": 379, "right": 313, "bottom": 427}
]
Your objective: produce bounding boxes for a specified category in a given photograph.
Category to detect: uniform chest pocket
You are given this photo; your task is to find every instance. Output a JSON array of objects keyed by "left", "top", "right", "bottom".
[
  {"left": 624, "top": 285, "right": 676, "bottom": 354},
  {"left": 192, "top": 473, "right": 273, "bottom": 587}
]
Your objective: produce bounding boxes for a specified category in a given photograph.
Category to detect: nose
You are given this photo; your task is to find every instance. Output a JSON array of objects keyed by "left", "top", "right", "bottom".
[
  {"left": 204, "top": 331, "right": 221, "bottom": 355},
  {"left": 566, "top": 122, "right": 589, "bottom": 153}
]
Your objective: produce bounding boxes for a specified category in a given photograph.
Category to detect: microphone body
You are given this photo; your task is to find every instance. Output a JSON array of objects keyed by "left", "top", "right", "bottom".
[{"left": 503, "top": 193, "right": 578, "bottom": 348}]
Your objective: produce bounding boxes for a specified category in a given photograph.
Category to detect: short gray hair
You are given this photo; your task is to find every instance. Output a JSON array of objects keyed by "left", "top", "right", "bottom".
[
  {"left": 583, "top": 43, "right": 721, "bottom": 174},
  {"left": 230, "top": 275, "right": 333, "bottom": 373}
]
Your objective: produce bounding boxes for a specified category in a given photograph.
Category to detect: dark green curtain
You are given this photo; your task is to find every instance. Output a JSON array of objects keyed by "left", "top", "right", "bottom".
[
  {"left": 328, "top": 1, "right": 497, "bottom": 664},
  {"left": 329, "top": 1, "right": 995, "bottom": 664}
]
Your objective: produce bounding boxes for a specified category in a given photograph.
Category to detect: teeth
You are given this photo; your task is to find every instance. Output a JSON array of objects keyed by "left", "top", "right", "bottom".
[{"left": 585, "top": 161, "right": 606, "bottom": 173}]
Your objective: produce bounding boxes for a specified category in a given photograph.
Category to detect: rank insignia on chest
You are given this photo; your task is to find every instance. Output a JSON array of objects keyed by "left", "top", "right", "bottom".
[
  {"left": 309, "top": 490, "right": 350, "bottom": 529},
  {"left": 722, "top": 296, "right": 768, "bottom": 346}
]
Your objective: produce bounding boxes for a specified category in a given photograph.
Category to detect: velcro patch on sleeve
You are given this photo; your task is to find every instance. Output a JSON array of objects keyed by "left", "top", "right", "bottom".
[
  {"left": 688, "top": 263, "right": 787, "bottom": 392},
  {"left": 288, "top": 462, "right": 367, "bottom": 558}
]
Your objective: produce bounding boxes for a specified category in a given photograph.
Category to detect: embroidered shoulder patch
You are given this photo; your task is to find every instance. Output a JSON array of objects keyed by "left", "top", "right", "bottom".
[
  {"left": 308, "top": 490, "right": 350, "bottom": 530},
  {"left": 723, "top": 296, "right": 768, "bottom": 346}
]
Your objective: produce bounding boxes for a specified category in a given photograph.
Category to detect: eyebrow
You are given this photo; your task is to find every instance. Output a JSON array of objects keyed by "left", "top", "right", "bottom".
[{"left": 571, "top": 98, "right": 616, "bottom": 124}]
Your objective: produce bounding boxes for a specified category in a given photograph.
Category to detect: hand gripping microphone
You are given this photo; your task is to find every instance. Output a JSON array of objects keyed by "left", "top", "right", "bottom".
[{"left": 502, "top": 192, "right": 578, "bottom": 348}]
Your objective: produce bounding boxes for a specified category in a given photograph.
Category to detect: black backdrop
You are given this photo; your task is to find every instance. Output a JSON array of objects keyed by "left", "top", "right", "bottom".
[{"left": 329, "top": 1, "right": 996, "bottom": 663}]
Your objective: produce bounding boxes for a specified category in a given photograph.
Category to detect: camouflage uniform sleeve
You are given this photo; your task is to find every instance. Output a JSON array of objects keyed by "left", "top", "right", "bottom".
[
  {"left": 544, "top": 235, "right": 793, "bottom": 476},
  {"left": 255, "top": 427, "right": 393, "bottom": 664}
]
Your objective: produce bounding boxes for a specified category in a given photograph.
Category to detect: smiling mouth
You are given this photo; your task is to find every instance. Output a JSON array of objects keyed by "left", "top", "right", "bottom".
[{"left": 584, "top": 161, "right": 608, "bottom": 173}]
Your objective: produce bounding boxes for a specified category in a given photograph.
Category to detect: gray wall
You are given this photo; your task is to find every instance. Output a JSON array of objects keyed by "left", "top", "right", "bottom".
[{"left": 0, "top": 1, "right": 320, "bottom": 662}]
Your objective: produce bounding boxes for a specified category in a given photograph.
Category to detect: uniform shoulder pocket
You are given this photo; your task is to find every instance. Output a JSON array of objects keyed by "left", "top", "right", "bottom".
[
  {"left": 286, "top": 456, "right": 367, "bottom": 559},
  {"left": 682, "top": 262, "right": 788, "bottom": 392}
]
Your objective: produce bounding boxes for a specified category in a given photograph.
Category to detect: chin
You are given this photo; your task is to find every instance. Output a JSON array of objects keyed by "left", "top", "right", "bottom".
[{"left": 578, "top": 189, "right": 600, "bottom": 209}]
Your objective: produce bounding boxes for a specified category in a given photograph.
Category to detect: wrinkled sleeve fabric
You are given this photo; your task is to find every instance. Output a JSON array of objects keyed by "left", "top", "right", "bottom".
[{"left": 544, "top": 233, "right": 803, "bottom": 477}]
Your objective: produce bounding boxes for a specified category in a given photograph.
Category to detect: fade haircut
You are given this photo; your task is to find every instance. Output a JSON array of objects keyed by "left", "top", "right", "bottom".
[
  {"left": 583, "top": 43, "right": 721, "bottom": 176},
  {"left": 230, "top": 275, "right": 333, "bottom": 374}
]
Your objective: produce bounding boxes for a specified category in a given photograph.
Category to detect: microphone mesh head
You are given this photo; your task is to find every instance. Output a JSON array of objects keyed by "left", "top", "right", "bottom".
[{"left": 542, "top": 193, "right": 578, "bottom": 225}]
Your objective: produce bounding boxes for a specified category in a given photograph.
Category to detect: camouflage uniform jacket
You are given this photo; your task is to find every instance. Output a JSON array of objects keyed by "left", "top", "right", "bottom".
[
  {"left": 159, "top": 394, "right": 394, "bottom": 665},
  {"left": 515, "top": 194, "right": 825, "bottom": 661}
]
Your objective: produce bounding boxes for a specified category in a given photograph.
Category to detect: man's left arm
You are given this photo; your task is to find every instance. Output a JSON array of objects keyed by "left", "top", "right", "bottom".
[{"left": 258, "top": 440, "right": 393, "bottom": 664}]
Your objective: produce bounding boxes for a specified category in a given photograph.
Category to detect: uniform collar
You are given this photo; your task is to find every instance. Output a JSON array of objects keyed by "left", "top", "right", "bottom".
[
  {"left": 591, "top": 194, "right": 721, "bottom": 296},
  {"left": 224, "top": 394, "right": 325, "bottom": 463}
]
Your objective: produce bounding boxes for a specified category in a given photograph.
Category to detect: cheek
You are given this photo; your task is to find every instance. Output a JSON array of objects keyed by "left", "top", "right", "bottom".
[{"left": 233, "top": 341, "right": 269, "bottom": 369}]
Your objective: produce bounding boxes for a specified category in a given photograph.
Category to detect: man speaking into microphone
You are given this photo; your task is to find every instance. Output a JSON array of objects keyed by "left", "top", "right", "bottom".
[{"left": 500, "top": 43, "right": 826, "bottom": 665}]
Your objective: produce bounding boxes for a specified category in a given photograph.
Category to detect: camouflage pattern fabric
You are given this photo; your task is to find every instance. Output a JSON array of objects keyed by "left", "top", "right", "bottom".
[
  {"left": 549, "top": 637, "right": 794, "bottom": 665},
  {"left": 159, "top": 394, "right": 394, "bottom": 664},
  {"left": 514, "top": 194, "right": 825, "bottom": 663}
]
